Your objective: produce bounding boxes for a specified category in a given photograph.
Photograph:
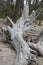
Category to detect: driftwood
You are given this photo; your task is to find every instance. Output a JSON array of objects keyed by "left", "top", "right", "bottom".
[
  {"left": 28, "top": 41, "right": 43, "bottom": 56},
  {"left": 3, "top": 1, "right": 37, "bottom": 65},
  {"left": 1, "top": 0, "right": 43, "bottom": 65}
]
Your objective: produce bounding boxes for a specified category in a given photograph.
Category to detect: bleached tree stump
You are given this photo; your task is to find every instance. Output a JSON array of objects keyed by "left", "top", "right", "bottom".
[{"left": 2, "top": 0, "right": 43, "bottom": 65}]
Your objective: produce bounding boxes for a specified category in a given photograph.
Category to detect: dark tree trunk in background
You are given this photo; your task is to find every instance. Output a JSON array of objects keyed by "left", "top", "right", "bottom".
[
  {"left": 6, "top": 0, "right": 12, "bottom": 17},
  {"left": 6, "top": 0, "right": 10, "bottom": 16},
  {"left": 13, "top": 0, "right": 24, "bottom": 23},
  {"left": 0, "top": 0, "right": 3, "bottom": 17}
]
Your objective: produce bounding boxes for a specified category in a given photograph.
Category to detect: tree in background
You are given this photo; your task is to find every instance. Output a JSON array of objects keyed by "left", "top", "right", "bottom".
[
  {"left": 0, "top": 0, "right": 3, "bottom": 17},
  {"left": 13, "top": 0, "right": 24, "bottom": 22},
  {"left": 6, "top": 0, "right": 11, "bottom": 17}
]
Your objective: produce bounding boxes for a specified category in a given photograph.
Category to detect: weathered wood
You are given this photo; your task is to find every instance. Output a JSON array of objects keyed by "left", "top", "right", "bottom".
[
  {"left": 5, "top": 1, "right": 38, "bottom": 65},
  {"left": 28, "top": 42, "right": 43, "bottom": 56},
  {"left": 2, "top": 0, "right": 43, "bottom": 65}
]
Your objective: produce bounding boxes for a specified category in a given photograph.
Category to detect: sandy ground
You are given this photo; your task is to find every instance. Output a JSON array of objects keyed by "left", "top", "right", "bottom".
[{"left": 0, "top": 42, "right": 16, "bottom": 65}]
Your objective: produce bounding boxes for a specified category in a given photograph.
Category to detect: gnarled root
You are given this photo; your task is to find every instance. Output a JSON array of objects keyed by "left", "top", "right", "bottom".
[{"left": 28, "top": 42, "right": 43, "bottom": 56}]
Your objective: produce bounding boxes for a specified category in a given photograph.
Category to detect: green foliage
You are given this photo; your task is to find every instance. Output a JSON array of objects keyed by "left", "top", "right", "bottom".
[
  {"left": 10, "top": 3, "right": 15, "bottom": 10},
  {"left": 0, "top": 2, "right": 15, "bottom": 18},
  {"left": 0, "top": 15, "right": 6, "bottom": 19},
  {"left": 0, "top": 2, "right": 7, "bottom": 18},
  {"left": 10, "top": 3, "right": 15, "bottom": 18},
  {"left": 37, "top": 13, "right": 43, "bottom": 20}
]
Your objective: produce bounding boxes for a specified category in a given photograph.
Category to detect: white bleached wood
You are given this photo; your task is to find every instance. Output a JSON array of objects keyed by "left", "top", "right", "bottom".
[
  {"left": 6, "top": 1, "right": 38, "bottom": 65},
  {"left": 2, "top": 0, "right": 42, "bottom": 65}
]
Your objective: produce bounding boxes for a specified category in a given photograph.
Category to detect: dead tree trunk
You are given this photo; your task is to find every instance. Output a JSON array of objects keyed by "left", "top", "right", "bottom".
[
  {"left": 2, "top": 0, "right": 43, "bottom": 65},
  {"left": 5, "top": 1, "right": 38, "bottom": 65}
]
